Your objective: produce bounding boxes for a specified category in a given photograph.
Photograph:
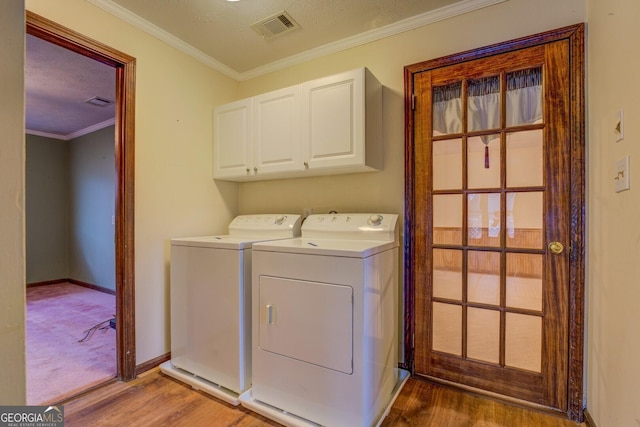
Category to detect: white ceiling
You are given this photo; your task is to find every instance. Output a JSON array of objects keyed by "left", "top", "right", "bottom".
[
  {"left": 26, "top": 34, "right": 116, "bottom": 140},
  {"left": 26, "top": 0, "right": 504, "bottom": 138}
]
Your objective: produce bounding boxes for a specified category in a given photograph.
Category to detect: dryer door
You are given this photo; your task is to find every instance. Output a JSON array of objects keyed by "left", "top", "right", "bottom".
[{"left": 258, "top": 275, "right": 353, "bottom": 374}]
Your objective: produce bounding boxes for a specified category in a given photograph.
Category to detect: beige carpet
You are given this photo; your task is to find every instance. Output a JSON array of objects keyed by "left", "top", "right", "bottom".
[{"left": 26, "top": 282, "right": 116, "bottom": 405}]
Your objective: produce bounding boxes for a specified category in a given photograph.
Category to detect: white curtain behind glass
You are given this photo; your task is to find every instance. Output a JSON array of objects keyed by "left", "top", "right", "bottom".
[
  {"left": 468, "top": 76, "right": 501, "bottom": 132},
  {"left": 506, "top": 68, "right": 543, "bottom": 126},
  {"left": 432, "top": 68, "right": 543, "bottom": 135},
  {"left": 432, "top": 82, "right": 462, "bottom": 135}
]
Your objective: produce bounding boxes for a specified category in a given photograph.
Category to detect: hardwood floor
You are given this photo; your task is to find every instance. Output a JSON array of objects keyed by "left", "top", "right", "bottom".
[
  {"left": 383, "top": 378, "right": 583, "bottom": 427},
  {"left": 61, "top": 368, "right": 584, "bottom": 426},
  {"left": 62, "top": 369, "right": 279, "bottom": 427}
]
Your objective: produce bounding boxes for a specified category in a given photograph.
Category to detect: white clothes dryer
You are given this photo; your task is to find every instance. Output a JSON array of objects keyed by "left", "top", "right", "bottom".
[
  {"left": 240, "top": 213, "right": 409, "bottom": 427},
  {"left": 160, "top": 214, "right": 301, "bottom": 405}
]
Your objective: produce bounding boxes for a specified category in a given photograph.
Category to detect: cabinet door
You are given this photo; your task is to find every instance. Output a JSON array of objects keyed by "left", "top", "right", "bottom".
[
  {"left": 213, "top": 98, "right": 252, "bottom": 179},
  {"left": 253, "top": 86, "right": 303, "bottom": 175},
  {"left": 302, "top": 68, "right": 366, "bottom": 170}
]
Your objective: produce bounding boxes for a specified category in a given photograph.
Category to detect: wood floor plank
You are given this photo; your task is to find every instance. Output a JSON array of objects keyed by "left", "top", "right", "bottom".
[
  {"left": 63, "top": 370, "right": 277, "bottom": 427},
  {"left": 381, "top": 378, "right": 583, "bottom": 427},
  {"left": 62, "top": 368, "right": 584, "bottom": 426}
]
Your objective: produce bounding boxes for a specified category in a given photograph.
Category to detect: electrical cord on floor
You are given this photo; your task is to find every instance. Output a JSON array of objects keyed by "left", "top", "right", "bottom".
[{"left": 79, "top": 317, "right": 115, "bottom": 343}]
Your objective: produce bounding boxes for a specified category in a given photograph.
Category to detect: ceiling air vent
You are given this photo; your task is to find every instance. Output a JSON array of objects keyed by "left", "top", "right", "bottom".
[
  {"left": 84, "top": 96, "right": 113, "bottom": 107},
  {"left": 251, "top": 11, "right": 300, "bottom": 40}
]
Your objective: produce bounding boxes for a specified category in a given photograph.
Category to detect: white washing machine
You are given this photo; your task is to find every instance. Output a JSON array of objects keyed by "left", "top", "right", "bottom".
[
  {"left": 240, "top": 213, "right": 409, "bottom": 427},
  {"left": 160, "top": 214, "right": 302, "bottom": 405}
]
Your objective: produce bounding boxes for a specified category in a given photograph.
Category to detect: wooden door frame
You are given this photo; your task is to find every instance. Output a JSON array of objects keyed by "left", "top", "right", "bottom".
[
  {"left": 403, "top": 24, "right": 585, "bottom": 421},
  {"left": 26, "top": 11, "right": 137, "bottom": 382}
]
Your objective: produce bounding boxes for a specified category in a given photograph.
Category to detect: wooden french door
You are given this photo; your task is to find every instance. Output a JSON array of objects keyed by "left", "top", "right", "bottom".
[{"left": 405, "top": 25, "right": 584, "bottom": 419}]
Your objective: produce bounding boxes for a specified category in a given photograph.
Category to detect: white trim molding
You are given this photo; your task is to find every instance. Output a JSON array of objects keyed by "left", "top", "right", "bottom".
[{"left": 26, "top": 118, "right": 116, "bottom": 141}]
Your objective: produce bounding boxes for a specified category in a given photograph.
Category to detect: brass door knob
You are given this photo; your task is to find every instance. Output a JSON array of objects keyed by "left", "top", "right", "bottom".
[{"left": 548, "top": 241, "right": 564, "bottom": 254}]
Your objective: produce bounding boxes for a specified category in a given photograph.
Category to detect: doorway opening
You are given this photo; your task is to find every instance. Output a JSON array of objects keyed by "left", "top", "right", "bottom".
[{"left": 26, "top": 11, "right": 136, "bottom": 393}]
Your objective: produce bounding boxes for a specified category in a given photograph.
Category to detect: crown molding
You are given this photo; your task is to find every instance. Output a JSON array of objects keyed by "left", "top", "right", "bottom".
[
  {"left": 240, "top": 0, "right": 507, "bottom": 80},
  {"left": 86, "top": 0, "right": 243, "bottom": 79},
  {"left": 87, "top": 0, "right": 507, "bottom": 81},
  {"left": 27, "top": 118, "right": 115, "bottom": 141},
  {"left": 25, "top": 129, "right": 69, "bottom": 141}
]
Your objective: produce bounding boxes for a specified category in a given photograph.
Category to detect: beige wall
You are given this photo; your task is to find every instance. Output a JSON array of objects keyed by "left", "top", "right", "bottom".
[
  {"left": 0, "top": 0, "right": 26, "bottom": 405},
  {"left": 587, "top": 0, "right": 640, "bottom": 425},
  {"left": 26, "top": 0, "right": 240, "bottom": 364}
]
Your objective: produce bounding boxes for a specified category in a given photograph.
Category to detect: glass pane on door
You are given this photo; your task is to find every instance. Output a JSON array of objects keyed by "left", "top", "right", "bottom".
[
  {"left": 506, "top": 67, "right": 543, "bottom": 127},
  {"left": 467, "top": 308, "right": 500, "bottom": 364},
  {"left": 433, "top": 82, "right": 462, "bottom": 136},
  {"left": 433, "top": 139, "right": 462, "bottom": 190},
  {"left": 506, "top": 191, "right": 543, "bottom": 249},
  {"left": 433, "top": 249, "right": 462, "bottom": 301},
  {"left": 507, "top": 130, "right": 543, "bottom": 187},
  {"left": 433, "top": 194, "right": 462, "bottom": 245},
  {"left": 505, "top": 313, "right": 542, "bottom": 372},
  {"left": 468, "top": 134, "right": 501, "bottom": 189},
  {"left": 432, "top": 302, "right": 462, "bottom": 356},
  {"left": 468, "top": 251, "right": 500, "bottom": 305},
  {"left": 506, "top": 253, "right": 542, "bottom": 311},
  {"left": 468, "top": 75, "right": 500, "bottom": 131},
  {"left": 467, "top": 193, "right": 501, "bottom": 247}
]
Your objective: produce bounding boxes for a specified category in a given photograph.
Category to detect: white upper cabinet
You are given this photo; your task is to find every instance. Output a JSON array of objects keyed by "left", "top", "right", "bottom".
[
  {"left": 213, "top": 67, "right": 382, "bottom": 182},
  {"left": 302, "top": 67, "right": 382, "bottom": 174},
  {"left": 253, "top": 85, "right": 303, "bottom": 176},
  {"left": 213, "top": 98, "right": 252, "bottom": 179}
]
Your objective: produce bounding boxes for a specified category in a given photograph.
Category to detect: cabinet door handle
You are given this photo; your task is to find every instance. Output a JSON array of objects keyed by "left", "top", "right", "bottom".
[
  {"left": 304, "top": 161, "right": 309, "bottom": 168},
  {"left": 246, "top": 168, "right": 250, "bottom": 173},
  {"left": 254, "top": 167, "right": 258, "bottom": 173}
]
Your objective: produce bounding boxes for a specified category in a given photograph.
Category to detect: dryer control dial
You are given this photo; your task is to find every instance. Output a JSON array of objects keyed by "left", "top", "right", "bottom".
[
  {"left": 368, "top": 214, "right": 384, "bottom": 226},
  {"left": 275, "top": 215, "right": 287, "bottom": 225}
]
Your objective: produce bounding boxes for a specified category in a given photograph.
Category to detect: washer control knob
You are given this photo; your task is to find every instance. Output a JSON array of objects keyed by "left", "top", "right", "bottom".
[
  {"left": 368, "top": 214, "right": 383, "bottom": 226},
  {"left": 275, "top": 215, "right": 287, "bottom": 225}
]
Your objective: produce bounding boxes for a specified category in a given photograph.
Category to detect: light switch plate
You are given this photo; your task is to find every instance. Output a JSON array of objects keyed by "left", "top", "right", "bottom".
[{"left": 615, "top": 155, "right": 630, "bottom": 193}]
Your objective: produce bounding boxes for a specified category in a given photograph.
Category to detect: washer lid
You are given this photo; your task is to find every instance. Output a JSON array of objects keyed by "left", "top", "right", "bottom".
[
  {"left": 171, "top": 214, "right": 302, "bottom": 249},
  {"left": 252, "top": 237, "right": 398, "bottom": 258},
  {"left": 170, "top": 235, "right": 291, "bottom": 249}
]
